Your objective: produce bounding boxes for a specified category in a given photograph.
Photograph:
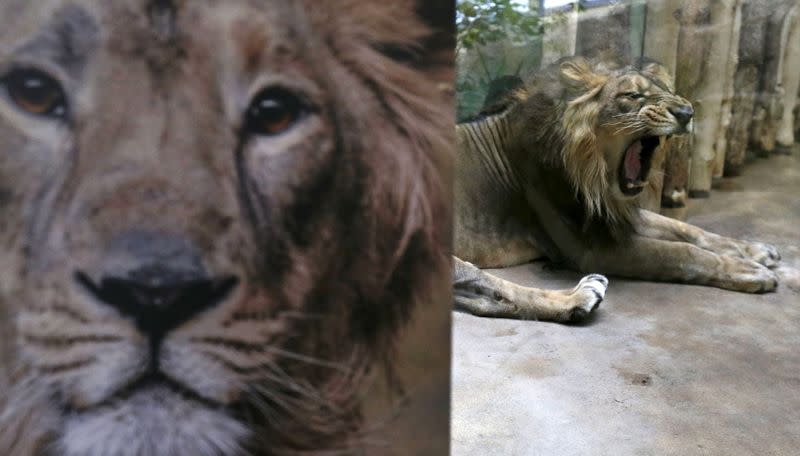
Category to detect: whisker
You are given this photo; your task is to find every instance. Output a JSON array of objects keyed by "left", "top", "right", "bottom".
[
  {"left": 25, "top": 305, "right": 91, "bottom": 324},
  {"left": 202, "top": 351, "right": 329, "bottom": 406},
  {"left": 249, "top": 383, "right": 312, "bottom": 420},
  {"left": 22, "top": 333, "right": 123, "bottom": 347},
  {"left": 261, "top": 346, "right": 349, "bottom": 371},
  {"left": 261, "top": 363, "right": 330, "bottom": 405},
  {"left": 194, "top": 336, "right": 348, "bottom": 371},
  {"left": 241, "top": 385, "right": 283, "bottom": 428},
  {"left": 35, "top": 358, "right": 94, "bottom": 375}
]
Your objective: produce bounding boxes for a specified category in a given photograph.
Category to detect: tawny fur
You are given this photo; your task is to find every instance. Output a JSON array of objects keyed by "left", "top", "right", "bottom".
[
  {"left": 453, "top": 56, "right": 780, "bottom": 323},
  {"left": 0, "top": 1, "right": 453, "bottom": 455}
]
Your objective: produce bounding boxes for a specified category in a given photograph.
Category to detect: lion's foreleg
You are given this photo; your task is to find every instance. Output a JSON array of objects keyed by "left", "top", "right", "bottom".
[
  {"left": 453, "top": 257, "right": 607, "bottom": 322},
  {"left": 581, "top": 235, "right": 778, "bottom": 293},
  {"left": 635, "top": 209, "right": 781, "bottom": 268}
]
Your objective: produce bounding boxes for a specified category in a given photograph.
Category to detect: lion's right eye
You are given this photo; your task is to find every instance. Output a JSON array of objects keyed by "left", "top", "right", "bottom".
[
  {"left": 244, "top": 88, "right": 307, "bottom": 137},
  {"left": 0, "top": 68, "right": 67, "bottom": 119}
]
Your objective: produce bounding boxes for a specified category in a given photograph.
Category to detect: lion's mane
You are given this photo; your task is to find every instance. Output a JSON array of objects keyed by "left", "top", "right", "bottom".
[
  {"left": 0, "top": 1, "right": 453, "bottom": 455},
  {"left": 507, "top": 56, "right": 642, "bottom": 231}
]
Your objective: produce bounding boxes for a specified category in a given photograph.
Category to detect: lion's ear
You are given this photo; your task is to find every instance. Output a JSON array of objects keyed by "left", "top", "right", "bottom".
[
  {"left": 559, "top": 57, "right": 606, "bottom": 90},
  {"left": 559, "top": 57, "right": 607, "bottom": 104}
]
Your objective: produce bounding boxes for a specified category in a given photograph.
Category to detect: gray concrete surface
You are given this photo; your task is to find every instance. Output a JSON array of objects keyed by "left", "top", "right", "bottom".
[{"left": 451, "top": 150, "right": 800, "bottom": 456}]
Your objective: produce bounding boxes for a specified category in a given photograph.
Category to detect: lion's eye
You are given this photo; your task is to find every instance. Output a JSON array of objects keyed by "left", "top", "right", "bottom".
[
  {"left": 621, "top": 92, "right": 645, "bottom": 100},
  {"left": 0, "top": 68, "right": 67, "bottom": 118},
  {"left": 245, "top": 88, "right": 306, "bottom": 136}
]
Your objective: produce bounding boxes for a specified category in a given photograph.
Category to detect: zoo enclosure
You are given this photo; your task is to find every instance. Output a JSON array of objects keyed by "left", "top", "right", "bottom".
[{"left": 457, "top": 0, "right": 800, "bottom": 218}]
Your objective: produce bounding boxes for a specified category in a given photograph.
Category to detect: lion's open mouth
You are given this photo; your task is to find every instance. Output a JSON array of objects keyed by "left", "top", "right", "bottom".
[{"left": 619, "top": 135, "right": 661, "bottom": 196}]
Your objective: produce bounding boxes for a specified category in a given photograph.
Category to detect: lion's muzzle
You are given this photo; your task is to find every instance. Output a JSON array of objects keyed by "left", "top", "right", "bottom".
[{"left": 71, "top": 229, "right": 240, "bottom": 404}]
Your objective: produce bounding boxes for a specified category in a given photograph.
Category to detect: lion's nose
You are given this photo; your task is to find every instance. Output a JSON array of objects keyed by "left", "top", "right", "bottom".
[
  {"left": 73, "top": 230, "right": 238, "bottom": 337},
  {"left": 75, "top": 270, "right": 238, "bottom": 337},
  {"left": 669, "top": 105, "right": 694, "bottom": 126}
]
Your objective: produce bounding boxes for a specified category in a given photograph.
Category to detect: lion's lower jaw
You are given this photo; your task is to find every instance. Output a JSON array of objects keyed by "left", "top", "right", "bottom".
[{"left": 54, "top": 387, "right": 249, "bottom": 456}]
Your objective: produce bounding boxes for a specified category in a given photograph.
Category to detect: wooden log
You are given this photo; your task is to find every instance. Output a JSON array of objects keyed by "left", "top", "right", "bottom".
[
  {"left": 660, "top": 134, "right": 693, "bottom": 220},
  {"left": 541, "top": 3, "right": 579, "bottom": 67},
  {"left": 724, "top": 0, "right": 771, "bottom": 175},
  {"left": 796, "top": 85, "right": 800, "bottom": 141},
  {"left": 667, "top": 1, "right": 711, "bottom": 201},
  {"left": 711, "top": 1, "right": 743, "bottom": 179},
  {"left": 643, "top": 0, "right": 682, "bottom": 93},
  {"left": 750, "top": 0, "right": 797, "bottom": 156},
  {"left": 775, "top": 3, "right": 800, "bottom": 153},
  {"left": 642, "top": 0, "right": 683, "bottom": 214},
  {"left": 575, "top": 2, "right": 632, "bottom": 59},
  {"left": 687, "top": 0, "right": 740, "bottom": 198}
]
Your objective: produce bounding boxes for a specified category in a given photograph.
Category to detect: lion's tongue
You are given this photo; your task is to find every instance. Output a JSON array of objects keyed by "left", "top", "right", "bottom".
[{"left": 624, "top": 140, "right": 642, "bottom": 181}]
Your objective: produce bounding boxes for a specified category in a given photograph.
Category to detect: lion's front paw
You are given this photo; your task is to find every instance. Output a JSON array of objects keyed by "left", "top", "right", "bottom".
[
  {"left": 719, "top": 258, "right": 779, "bottom": 293},
  {"left": 567, "top": 274, "right": 608, "bottom": 322},
  {"left": 744, "top": 241, "right": 781, "bottom": 269}
]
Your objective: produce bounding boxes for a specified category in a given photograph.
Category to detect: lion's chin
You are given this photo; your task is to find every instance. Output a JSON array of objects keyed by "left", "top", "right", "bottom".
[
  {"left": 56, "top": 385, "right": 248, "bottom": 456},
  {"left": 618, "top": 135, "right": 661, "bottom": 196}
]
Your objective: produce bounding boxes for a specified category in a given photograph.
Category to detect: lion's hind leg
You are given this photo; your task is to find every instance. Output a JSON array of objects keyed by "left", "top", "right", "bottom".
[{"left": 453, "top": 257, "right": 607, "bottom": 323}]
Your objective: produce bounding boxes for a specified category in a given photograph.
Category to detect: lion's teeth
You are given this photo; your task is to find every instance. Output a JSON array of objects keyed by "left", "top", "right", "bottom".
[{"left": 627, "top": 183, "right": 635, "bottom": 189}]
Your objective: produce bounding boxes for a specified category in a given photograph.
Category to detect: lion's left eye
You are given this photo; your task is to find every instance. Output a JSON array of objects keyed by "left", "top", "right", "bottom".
[
  {"left": 244, "top": 88, "right": 306, "bottom": 136},
  {"left": 621, "top": 92, "right": 645, "bottom": 100},
  {"left": 0, "top": 68, "right": 67, "bottom": 119}
]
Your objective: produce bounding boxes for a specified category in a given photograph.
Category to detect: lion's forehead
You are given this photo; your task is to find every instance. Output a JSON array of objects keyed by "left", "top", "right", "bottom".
[
  {"left": 610, "top": 72, "right": 688, "bottom": 106},
  {"left": 612, "top": 73, "right": 667, "bottom": 97},
  {"left": 0, "top": 0, "right": 334, "bottom": 79}
]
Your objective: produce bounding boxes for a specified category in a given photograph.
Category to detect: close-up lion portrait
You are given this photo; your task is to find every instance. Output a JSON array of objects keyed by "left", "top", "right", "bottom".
[
  {"left": 453, "top": 55, "right": 782, "bottom": 322},
  {"left": 0, "top": 1, "right": 454, "bottom": 455}
]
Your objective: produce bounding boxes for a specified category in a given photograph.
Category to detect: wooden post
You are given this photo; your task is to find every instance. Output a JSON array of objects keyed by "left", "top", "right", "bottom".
[
  {"left": 750, "top": 0, "right": 797, "bottom": 155},
  {"left": 662, "top": 1, "right": 712, "bottom": 207},
  {"left": 629, "top": 0, "right": 647, "bottom": 59},
  {"left": 660, "top": 135, "right": 693, "bottom": 219},
  {"left": 724, "top": 0, "right": 771, "bottom": 176},
  {"left": 775, "top": 3, "right": 800, "bottom": 153},
  {"left": 642, "top": 0, "right": 683, "bottom": 215},
  {"left": 711, "top": 1, "right": 743, "bottom": 179},
  {"left": 575, "top": 2, "right": 632, "bottom": 59},
  {"left": 687, "top": 0, "right": 740, "bottom": 198},
  {"left": 541, "top": 3, "right": 579, "bottom": 67},
  {"left": 642, "top": 0, "right": 681, "bottom": 87},
  {"left": 796, "top": 84, "right": 800, "bottom": 141}
]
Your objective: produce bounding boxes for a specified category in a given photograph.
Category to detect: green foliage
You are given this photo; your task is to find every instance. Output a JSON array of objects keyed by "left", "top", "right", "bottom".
[
  {"left": 457, "top": 0, "right": 542, "bottom": 53},
  {"left": 456, "top": 0, "right": 544, "bottom": 121}
]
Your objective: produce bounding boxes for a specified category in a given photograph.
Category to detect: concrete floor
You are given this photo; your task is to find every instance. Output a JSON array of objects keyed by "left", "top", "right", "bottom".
[{"left": 451, "top": 150, "right": 800, "bottom": 456}]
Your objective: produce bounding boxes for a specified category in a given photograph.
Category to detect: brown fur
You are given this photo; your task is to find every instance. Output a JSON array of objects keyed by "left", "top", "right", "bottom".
[
  {"left": 0, "top": 1, "right": 452, "bottom": 455},
  {"left": 501, "top": 56, "right": 690, "bottom": 233},
  {"left": 453, "top": 56, "right": 780, "bottom": 323}
]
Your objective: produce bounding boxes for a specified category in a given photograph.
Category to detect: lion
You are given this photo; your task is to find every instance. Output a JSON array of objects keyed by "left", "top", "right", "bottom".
[
  {"left": 0, "top": 1, "right": 453, "bottom": 455},
  {"left": 453, "top": 56, "right": 781, "bottom": 322}
]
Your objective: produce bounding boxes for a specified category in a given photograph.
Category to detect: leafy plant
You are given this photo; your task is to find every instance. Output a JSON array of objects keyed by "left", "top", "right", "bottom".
[
  {"left": 457, "top": 0, "right": 542, "bottom": 56},
  {"left": 456, "top": 0, "right": 544, "bottom": 120}
]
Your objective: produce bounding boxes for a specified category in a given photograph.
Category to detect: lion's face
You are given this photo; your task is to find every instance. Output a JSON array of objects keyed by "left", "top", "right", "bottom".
[
  {"left": 0, "top": 1, "right": 451, "bottom": 455},
  {"left": 547, "top": 57, "right": 693, "bottom": 223},
  {"left": 595, "top": 65, "right": 693, "bottom": 199}
]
